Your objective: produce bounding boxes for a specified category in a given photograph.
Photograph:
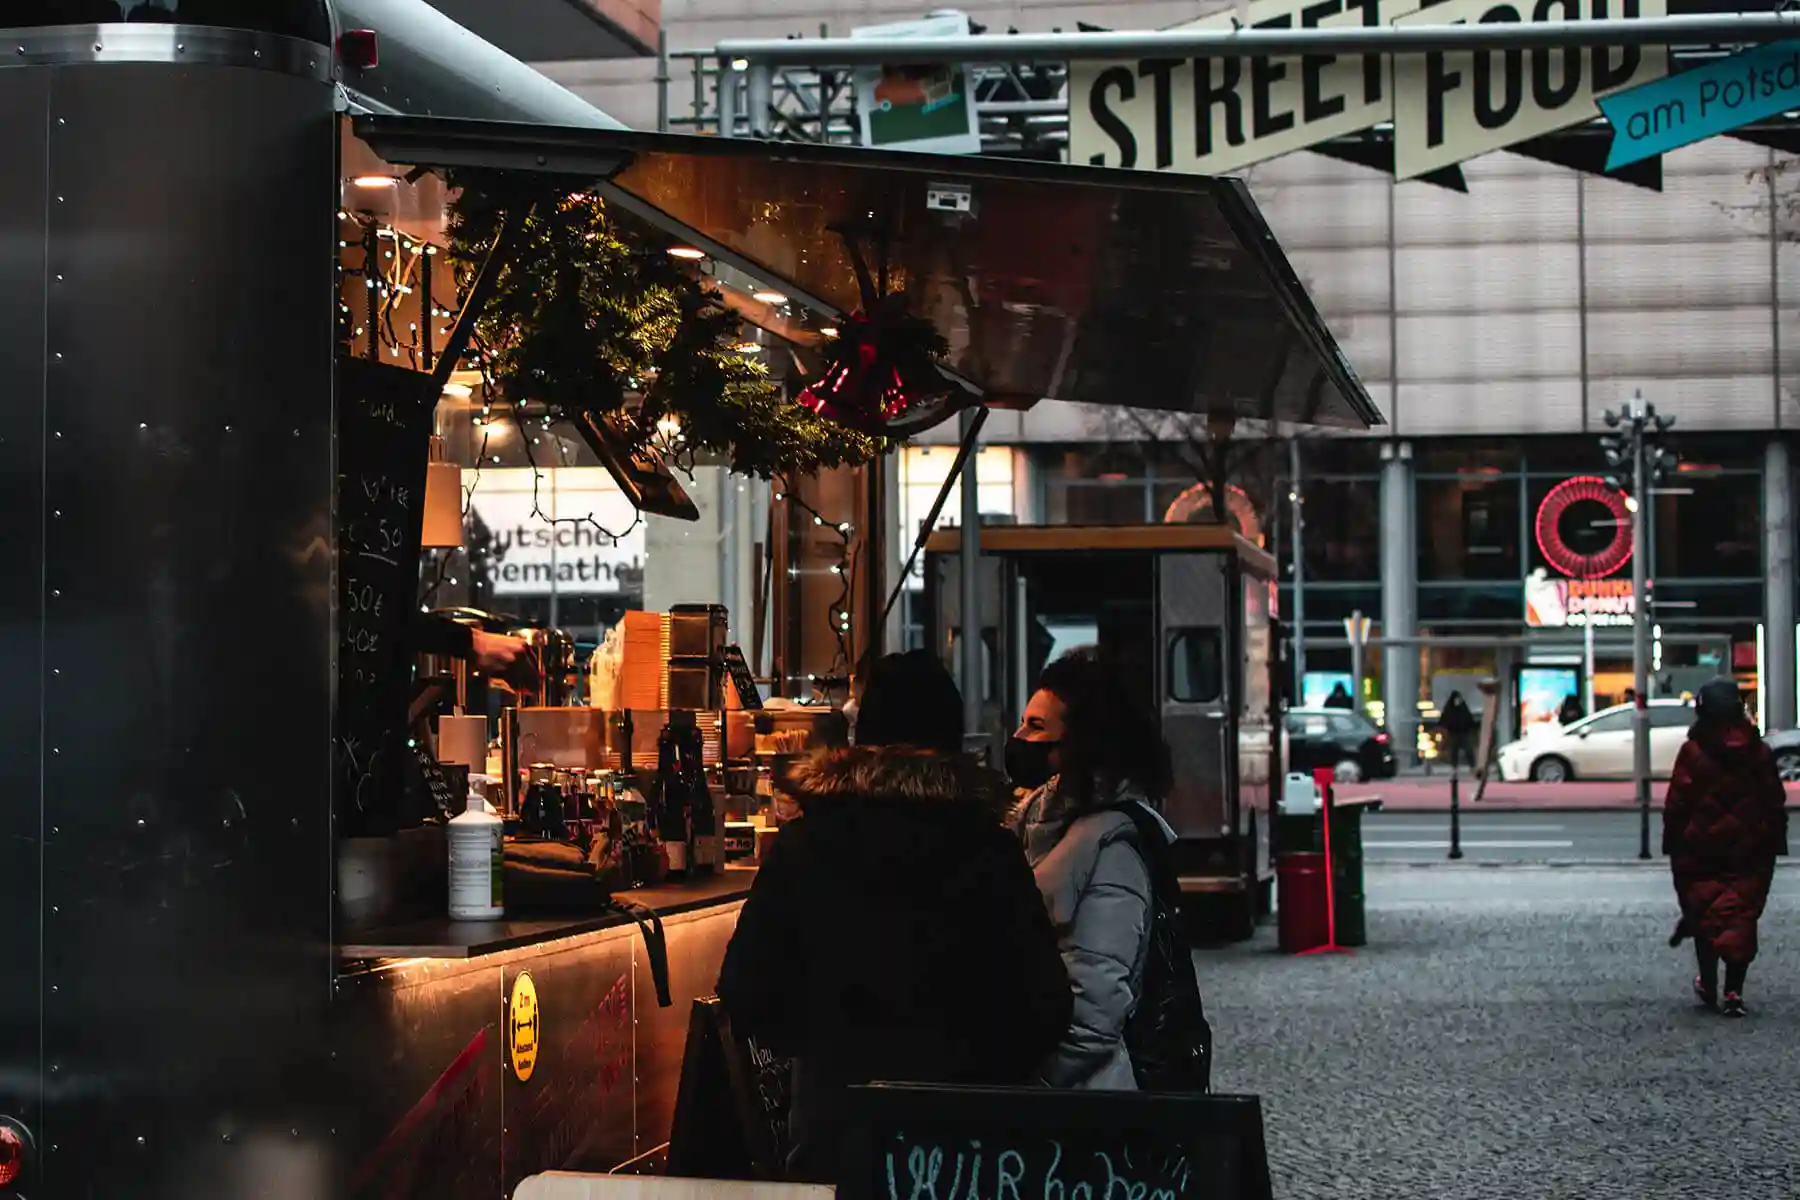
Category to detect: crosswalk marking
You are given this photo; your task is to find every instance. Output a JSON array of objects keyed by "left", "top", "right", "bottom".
[
  {"left": 1365, "top": 840, "right": 1577, "bottom": 849},
  {"left": 1374, "top": 824, "right": 1567, "bottom": 833}
]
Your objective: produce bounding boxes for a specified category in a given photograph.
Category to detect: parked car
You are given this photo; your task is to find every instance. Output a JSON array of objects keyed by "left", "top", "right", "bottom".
[
  {"left": 1284, "top": 707, "right": 1398, "bottom": 783},
  {"left": 1496, "top": 699, "right": 1694, "bottom": 782},
  {"left": 1762, "top": 727, "right": 1800, "bottom": 782}
]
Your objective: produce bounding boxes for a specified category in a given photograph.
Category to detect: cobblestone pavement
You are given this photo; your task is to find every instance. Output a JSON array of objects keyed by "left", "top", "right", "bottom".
[{"left": 1201, "top": 867, "right": 1800, "bottom": 1200}]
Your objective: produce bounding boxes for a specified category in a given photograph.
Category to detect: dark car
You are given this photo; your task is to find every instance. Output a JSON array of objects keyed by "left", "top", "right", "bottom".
[{"left": 1284, "top": 707, "right": 1398, "bottom": 783}]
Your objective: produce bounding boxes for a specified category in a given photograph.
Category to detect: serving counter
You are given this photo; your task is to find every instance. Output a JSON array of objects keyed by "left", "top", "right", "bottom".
[{"left": 332, "top": 868, "right": 755, "bottom": 1198}]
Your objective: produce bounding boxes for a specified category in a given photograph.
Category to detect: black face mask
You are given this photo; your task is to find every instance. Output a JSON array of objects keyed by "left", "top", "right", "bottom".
[{"left": 1005, "top": 736, "right": 1061, "bottom": 791}]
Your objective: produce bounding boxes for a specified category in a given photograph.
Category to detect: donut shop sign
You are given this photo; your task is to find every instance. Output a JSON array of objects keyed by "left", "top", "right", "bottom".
[{"left": 1070, "top": 0, "right": 1666, "bottom": 181}]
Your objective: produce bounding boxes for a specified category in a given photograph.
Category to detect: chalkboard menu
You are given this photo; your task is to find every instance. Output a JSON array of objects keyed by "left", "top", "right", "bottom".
[
  {"left": 335, "top": 358, "right": 436, "bottom": 837},
  {"left": 842, "top": 1085, "right": 1271, "bottom": 1200}
]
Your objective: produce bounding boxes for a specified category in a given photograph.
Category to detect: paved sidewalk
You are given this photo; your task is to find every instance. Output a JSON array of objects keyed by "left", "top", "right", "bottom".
[{"left": 1202, "top": 866, "right": 1800, "bottom": 1199}]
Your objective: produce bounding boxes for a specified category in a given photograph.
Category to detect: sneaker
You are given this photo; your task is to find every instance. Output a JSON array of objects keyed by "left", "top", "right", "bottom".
[
  {"left": 1722, "top": 994, "right": 1747, "bottom": 1018},
  {"left": 1694, "top": 975, "right": 1718, "bottom": 1009}
]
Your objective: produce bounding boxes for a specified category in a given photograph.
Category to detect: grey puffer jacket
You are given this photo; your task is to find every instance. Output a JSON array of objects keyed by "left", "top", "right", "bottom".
[{"left": 1014, "top": 776, "right": 1166, "bottom": 1090}]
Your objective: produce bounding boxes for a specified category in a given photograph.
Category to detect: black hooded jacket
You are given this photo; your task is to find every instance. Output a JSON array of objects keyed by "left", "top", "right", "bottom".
[{"left": 716, "top": 746, "right": 1072, "bottom": 1181}]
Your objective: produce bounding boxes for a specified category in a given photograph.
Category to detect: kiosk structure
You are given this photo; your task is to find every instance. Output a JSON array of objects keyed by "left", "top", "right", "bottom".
[{"left": 926, "top": 524, "right": 1280, "bottom": 938}]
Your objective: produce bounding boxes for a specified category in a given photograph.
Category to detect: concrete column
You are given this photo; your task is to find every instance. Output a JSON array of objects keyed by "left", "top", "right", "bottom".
[
  {"left": 1381, "top": 442, "right": 1419, "bottom": 759},
  {"left": 1765, "top": 439, "right": 1796, "bottom": 730}
]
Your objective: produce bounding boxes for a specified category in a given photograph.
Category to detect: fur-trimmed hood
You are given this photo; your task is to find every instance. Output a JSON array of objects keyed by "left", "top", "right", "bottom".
[{"left": 779, "top": 745, "right": 1013, "bottom": 820}]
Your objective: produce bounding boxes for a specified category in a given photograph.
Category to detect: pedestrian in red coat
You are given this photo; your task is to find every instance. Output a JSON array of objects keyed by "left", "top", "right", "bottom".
[{"left": 1662, "top": 678, "right": 1788, "bottom": 1017}]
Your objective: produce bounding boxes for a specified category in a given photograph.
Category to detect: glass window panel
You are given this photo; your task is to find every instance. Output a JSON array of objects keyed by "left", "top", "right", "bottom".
[
  {"left": 1168, "top": 628, "right": 1224, "bottom": 704},
  {"left": 1650, "top": 473, "right": 1761, "bottom": 579},
  {"left": 1419, "top": 477, "right": 1521, "bottom": 580},
  {"left": 1419, "top": 583, "right": 1526, "bottom": 622},
  {"left": 1044, "top": 481, "right": 1148, "bottom": 525},
  {"left": 1301, "top": 480, "right": 1380, "bottom": 580}
]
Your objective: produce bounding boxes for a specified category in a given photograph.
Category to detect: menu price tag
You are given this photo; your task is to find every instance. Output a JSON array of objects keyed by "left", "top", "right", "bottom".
[
  {"left": 722, "top": 644, "right": 763, "bottom": 711},
  {"left": 335, "top": 359, "right": 436, "bottom": 836}
]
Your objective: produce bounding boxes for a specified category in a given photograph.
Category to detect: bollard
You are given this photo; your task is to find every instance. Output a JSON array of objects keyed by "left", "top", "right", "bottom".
[{"left": 1449, "top": 763, "right": 1464, "bottom": 861}]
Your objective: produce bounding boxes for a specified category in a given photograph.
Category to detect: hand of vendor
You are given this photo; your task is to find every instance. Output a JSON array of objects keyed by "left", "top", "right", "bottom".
[{"left": 470, "top": 629, "right": 529, "bottom": 674}]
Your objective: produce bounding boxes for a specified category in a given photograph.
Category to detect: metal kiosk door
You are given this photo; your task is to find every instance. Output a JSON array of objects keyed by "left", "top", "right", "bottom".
[{"left": 1158, "top": 552, "right": 1238, "bottom": 866}]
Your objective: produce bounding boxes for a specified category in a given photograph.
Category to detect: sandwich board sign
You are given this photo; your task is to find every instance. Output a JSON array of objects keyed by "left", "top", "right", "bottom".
[{"left": 1070, "top": 0, "right": 1667, "bottom": 181}]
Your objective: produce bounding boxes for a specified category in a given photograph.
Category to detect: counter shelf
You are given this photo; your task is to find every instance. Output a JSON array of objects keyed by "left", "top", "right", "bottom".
[{"left": 337, "top": 865, "right": 756, "bottom": 964}]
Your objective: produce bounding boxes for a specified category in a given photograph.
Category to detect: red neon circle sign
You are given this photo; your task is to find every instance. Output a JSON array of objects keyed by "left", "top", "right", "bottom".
[{"left": 1535, "top": 475, "right": 1633, "bottom": 579}]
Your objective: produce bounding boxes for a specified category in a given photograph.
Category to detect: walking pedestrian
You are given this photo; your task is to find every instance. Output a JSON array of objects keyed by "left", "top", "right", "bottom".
[
  {"left": 1558, "top": 694, "right": 1583, "bottom": 726},
  {"left": 1435, "top": 690, "right": 1477, "bottom": 771},
  {"left": 1663, "top": 678, "right": 1788, "bottom": 1017},
  {"left": 1324, "top": 681, "right": 1353, "bottom": 710},
  {"left": 717, "top": 651, "right": 1070, "bottom": 1182},
  {"left": 1009, "top": 650, "right": 1196, "bottom": 1090}
]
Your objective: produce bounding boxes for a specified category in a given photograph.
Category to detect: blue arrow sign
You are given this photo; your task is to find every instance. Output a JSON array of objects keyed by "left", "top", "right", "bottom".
[{"left": 1599, "top": 41, "right": 1800, "bottom": 171}]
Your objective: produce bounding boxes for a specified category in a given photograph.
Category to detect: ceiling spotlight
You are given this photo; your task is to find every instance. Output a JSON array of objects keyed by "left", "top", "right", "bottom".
[
  {"left": 819, "top": 326, "right": 840, "bottom": 339},
  {"left": 351, "top": 175, "right": 399, "bottom": 188},
  {"left": 751, "top": 290, "right": 788, "bottom": 304},
  {"left": 730, "top": 58, "right": 750, "bottom": 71},
  {"left": 667, "top": 246, "right": 706, "bottom": 260},
  {"left": 734, "top": 341, "right": 763, "bottom": 354}
]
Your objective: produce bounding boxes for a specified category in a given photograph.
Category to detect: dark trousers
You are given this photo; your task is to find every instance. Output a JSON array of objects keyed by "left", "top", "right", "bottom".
[{"left": 1696, "top": 937, "right": 1750, "bottom": 994}]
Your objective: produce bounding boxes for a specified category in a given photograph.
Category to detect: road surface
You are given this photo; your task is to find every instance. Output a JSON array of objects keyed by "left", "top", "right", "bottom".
[
  {"left": 1205, "top": 866, "right": 1800, "bottom": 1199},
  {"left": 1337, "top": 776, "right": 1800, "bottom": 811}
]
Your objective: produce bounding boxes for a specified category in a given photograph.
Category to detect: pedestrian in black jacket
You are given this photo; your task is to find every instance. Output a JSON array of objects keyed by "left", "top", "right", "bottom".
[{"left": 716, "top": 652, "right": 1071, "bottom": 1184}]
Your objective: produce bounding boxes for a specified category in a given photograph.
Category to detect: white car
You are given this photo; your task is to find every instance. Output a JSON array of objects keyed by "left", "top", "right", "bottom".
[{"left": 1496, "top": 700, "right": 1695, "bottom": 783}]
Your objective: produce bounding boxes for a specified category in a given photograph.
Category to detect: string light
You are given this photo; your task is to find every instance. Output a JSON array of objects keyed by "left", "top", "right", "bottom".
[{"left": 780, "top": 476, "right": 859, "bottom": 694}]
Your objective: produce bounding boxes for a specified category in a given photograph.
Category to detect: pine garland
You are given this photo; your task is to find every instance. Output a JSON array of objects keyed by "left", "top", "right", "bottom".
[{"left": 444, "top": 176, "right": 888, "bottom": 479}]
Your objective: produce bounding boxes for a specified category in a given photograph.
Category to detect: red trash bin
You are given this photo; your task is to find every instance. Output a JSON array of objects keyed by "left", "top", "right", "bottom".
[{"left": 1277, "top": 851, "right": 1331, "bottom": 954}]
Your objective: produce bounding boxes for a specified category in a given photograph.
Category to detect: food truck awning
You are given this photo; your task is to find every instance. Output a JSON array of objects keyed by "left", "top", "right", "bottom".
[{"left": 353, "top": 116, "right": 1385, "bottom": 430}]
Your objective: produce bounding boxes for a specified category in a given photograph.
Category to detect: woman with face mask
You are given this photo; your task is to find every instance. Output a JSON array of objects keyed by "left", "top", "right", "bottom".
[{"left": 1008, "top": 649, "right": 1176, "bottom": 1089}]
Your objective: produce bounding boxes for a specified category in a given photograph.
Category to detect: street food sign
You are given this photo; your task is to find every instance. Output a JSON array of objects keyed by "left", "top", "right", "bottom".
[{"left": 1070, "top": 0, "right": 1666, "bottom": 181}]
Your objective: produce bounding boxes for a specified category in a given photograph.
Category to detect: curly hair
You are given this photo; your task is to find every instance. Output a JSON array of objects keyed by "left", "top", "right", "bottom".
[{"left": 1034, "top": 649, "right": 1173, "bottom": 809}]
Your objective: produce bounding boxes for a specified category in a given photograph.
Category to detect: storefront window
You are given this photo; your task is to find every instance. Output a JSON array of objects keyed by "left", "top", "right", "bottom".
[
  {"left": 1418, "top": 583, "right": 1525, "bottom": 622},
  {"left": 15, "top": 2, "right": 332, "bottom": 41},
  {"left": 1301, "top": 479, "right": 1380, "bottom": 580},
  {"left": 1415, "top": 441, "right": 1524, "bottom": 474},
  {"left": 454, "top": 466, "right": 644, "bottom": 646},
  {"left": 1045, "top": 479, "right": 1149, "bottom": 525},
  {"left": 1649, "top": 473, "right": 1761, "bottom": 579},
  {"left": 1287, "top": 585, "right": 1382, "bottom": 624},
  {"left": 1418, "top": 477, "right": 1520, "bottom": 580},
  {"left": 1649, "top": 581, "right": 1765, "bottom": 621},
  {"left": 898, "top": 446, "right": 1017, "bottom": 578}
]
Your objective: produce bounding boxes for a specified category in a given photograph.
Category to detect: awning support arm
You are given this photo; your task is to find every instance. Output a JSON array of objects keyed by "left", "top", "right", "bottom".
[{"left": 429, "top": 202, "right": 536, "bottom": 398}]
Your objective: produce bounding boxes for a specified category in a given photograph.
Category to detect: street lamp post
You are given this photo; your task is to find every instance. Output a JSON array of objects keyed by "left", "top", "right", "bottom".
[
  {"left": 1630, "top": 410, "right": 1651, "bottom": 860},
  {"left": 1600, "top": 391, "right": 1676, "bottom": 862}
]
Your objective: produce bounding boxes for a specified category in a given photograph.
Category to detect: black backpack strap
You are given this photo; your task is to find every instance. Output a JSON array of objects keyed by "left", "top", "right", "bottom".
[{"left": 1111, "top": 801, "right": 1184, "bottom": 908}]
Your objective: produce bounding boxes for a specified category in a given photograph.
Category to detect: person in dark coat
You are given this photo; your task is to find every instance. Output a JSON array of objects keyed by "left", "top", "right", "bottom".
[
  {"left": 1435, "top": 691, "right": 1477, "bottom": 770},
  {"left": 716, "top": 651, "right": 1071, "bottom": 1182},
  {"left": 1558, "top": 694, "right": 1584, "bottom": 727},
  {"left": 1324, "top": 682, "right": 1354, "bottom": 710},
  {"left": 1662, "top": 678, "right": 1788, "bottom": 1017}
]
